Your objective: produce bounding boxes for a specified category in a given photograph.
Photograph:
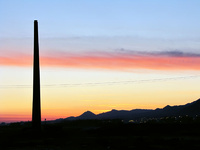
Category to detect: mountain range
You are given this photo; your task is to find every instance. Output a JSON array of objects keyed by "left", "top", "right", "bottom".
[{"left": 56, "top": 98, "right": 200, "bottom": 122}]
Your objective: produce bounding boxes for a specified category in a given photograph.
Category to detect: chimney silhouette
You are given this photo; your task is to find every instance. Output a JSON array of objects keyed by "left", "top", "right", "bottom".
[{"left": 32, "top": 20, "right": 41, "bottom": 130}]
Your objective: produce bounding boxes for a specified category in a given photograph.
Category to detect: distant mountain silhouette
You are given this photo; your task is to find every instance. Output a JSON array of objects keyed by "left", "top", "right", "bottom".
[
  {"left": 58, "top": 98, "right": 200, "bottom": 121},
  {"left": 77, "top": 111, "right": 96, "bottom": 119},
  {"left": 97, "top": 109, "right": 152, "bottom": 120}
]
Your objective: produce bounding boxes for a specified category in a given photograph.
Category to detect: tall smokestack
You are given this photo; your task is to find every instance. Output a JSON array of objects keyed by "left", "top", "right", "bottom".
[{"left": 32, "top": 20, "right": 41, "bottom": 130}]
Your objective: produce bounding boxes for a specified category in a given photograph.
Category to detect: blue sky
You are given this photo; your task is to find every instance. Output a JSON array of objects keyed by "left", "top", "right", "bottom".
[
  {"left": 1, "top": 0, "right": 200, "bottom": 56},
  {"left": 1, "top": 0, "right": 200, "bottom": 38}
]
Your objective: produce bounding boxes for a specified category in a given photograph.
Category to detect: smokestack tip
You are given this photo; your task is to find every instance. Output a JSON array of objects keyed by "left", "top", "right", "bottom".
[{"left": 34, "top": 20, "right": 38, "bottom": 23}]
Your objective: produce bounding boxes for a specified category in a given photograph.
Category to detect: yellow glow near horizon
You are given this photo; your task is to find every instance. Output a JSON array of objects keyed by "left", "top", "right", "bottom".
[{"left": 1, "top": 67, "right": 200, "bottom": 122}]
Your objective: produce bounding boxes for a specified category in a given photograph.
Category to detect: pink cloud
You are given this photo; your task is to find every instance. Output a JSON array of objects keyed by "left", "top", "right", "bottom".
[{"left": 1, "top": 51, "right": 200, "bottom": 71}]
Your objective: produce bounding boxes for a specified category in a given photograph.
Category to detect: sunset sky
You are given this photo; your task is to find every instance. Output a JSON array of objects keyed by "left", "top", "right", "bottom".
[{"left": 1, "top": 0, "right": 200, "bottom": 123}]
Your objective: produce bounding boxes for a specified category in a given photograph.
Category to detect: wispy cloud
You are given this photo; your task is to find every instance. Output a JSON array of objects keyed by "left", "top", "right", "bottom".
[
  {"left": 116, "top": 49, "right": 200, "bottom": 57},
  {"left": 1, "top": 50, "right": 200, "bottom": 71}
]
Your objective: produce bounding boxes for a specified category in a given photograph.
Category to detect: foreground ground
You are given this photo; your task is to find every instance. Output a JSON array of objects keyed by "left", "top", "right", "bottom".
[{"left": 1, "top": 120, "right": 200, "bottom": 150}]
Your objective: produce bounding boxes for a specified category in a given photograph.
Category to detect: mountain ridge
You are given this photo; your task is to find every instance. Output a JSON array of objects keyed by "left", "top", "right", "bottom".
[{"left": 56, "top": 98, "right": 200, "bottom": 122}]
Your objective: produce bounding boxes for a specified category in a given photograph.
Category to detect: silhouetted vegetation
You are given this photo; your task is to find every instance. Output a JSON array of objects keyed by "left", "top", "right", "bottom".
[{"left": 1, "top": 119, "right": 200, "bottom": 149}]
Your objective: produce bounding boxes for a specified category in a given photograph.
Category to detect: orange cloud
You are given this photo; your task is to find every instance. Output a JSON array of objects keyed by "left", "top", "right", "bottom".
[{"left": 1, "top": 51, "right": 200, "bottom": 71}]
